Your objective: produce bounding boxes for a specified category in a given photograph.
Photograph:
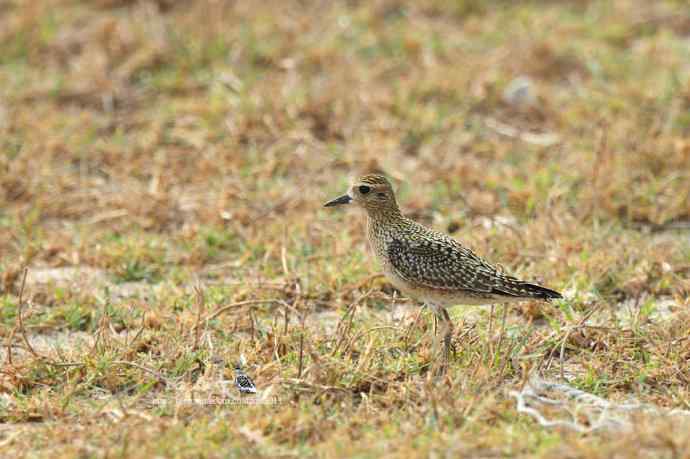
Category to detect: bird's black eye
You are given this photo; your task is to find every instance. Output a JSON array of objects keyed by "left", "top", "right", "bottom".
[{"left": 358, "top": 185, "right": 371, "bottom": 194}]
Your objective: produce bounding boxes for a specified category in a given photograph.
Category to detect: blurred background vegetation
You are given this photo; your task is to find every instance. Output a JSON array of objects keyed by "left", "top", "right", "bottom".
[{"left": 1, "top": 1, "right": 689, "bottom": 457}]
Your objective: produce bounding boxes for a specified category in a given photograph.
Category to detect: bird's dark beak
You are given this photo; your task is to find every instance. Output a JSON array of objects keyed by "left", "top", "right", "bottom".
[{"left": 324, "top": 194, "right": 352, "bottom": 207}]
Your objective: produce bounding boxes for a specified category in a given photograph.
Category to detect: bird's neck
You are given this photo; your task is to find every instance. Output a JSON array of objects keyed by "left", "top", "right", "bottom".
[{"left": 365, "top": 206, "right": 404, "bottom": 228}]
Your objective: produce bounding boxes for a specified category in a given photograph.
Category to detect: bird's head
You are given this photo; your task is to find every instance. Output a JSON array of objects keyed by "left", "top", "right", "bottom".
[{"left": 324, "top": 174, "right": 399, "bottom": 216}]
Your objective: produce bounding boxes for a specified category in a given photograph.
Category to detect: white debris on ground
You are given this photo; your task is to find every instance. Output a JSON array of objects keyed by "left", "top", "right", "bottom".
[
  {"left": 23, "top": 266, "right": 162, "bottom": 300},
  {"left": 389, "top": 303, "right": 418, "bottom": 323},
  {"left": 502, "top": 76, "right": 538, "bottom": 109},
  {"left": 484, "top": 117, "right": 560, "bottom": 146},
  {"left": 29, "top": 267, "right": 107, "bottom": 289},
  {"left": 559, "top": 285, "right": 682, "bottom": 327},
  {"left": 305, "top": 310, "right": 342, "bottom": 335},
  {"left": 615, "top": 296, "right": 679, "bottom": 327},
  {"left": 511, "top": 375, "right": 690, "bottom": 433},
  {"left": 26, "top": 331, "right": 94, "bottom": 354}
]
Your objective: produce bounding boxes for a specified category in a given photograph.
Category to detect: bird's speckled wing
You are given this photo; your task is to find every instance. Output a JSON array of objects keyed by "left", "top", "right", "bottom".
[
  {"left": 387, "top": 233, "right": 509, "bottom": 294},
  {"left": 383, "top": 218, "right": 563, "bottom": 300}
]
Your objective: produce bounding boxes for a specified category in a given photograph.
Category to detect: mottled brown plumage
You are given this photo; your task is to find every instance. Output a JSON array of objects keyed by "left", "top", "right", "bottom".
[{"left": 325, "top": 174, "right": 562, "bottom": 369}]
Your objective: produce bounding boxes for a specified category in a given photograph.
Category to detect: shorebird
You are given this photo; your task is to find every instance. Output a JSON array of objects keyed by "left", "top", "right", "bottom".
[{"left": 324, "top": 174, "right": 561, "bottom": 371}]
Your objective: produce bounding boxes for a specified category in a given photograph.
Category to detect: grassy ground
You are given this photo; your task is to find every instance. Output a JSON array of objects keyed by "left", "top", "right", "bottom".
[{"left": 1, "top": 0, "right": 690, "bottom": 457}]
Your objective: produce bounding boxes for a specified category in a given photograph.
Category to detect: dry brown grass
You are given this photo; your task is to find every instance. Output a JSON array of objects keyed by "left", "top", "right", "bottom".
[{"left": 1, "top": 0, "right": 689, "bottom": 457}]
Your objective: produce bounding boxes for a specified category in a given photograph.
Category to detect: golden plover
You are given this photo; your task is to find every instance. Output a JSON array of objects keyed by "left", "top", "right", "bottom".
[{"left": 325, "top": 174, "right": 561, "bottom": 368}]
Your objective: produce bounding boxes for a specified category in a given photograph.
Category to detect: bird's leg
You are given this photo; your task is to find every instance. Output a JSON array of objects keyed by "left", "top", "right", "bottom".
[
  {"left": 423, "top": 303, "right": 438, "bottom": 336},
  {"left": 425, "top": 303, "right": 440, "bottom": 357},
  {"left": 441, "top": 308, "right": 456, "bottom": 359},
  {"left": 429, "top": 304, "right": 453, "bottom": 375}
]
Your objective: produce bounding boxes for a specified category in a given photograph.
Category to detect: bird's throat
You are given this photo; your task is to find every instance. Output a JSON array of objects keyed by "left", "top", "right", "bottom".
[{"left": 365, "top": 205, "right": 402, "bottom": 225}]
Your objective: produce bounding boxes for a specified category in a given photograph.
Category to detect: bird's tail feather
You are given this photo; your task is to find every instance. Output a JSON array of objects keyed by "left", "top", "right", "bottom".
[{"left": 494, "top": 280, "right": 562, "bottom": 300}]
